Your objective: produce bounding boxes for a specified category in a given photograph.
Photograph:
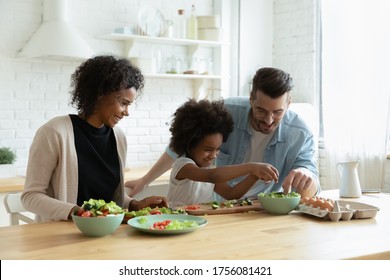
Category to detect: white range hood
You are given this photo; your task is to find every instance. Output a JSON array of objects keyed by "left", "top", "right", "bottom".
[{"left": 18, "top": 0, "right": 94, "bottom": 60}]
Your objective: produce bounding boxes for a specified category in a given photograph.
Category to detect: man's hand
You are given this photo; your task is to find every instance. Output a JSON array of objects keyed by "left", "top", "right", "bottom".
[{"left": 282, "top": 168, "right": 317, "bottom": 197}]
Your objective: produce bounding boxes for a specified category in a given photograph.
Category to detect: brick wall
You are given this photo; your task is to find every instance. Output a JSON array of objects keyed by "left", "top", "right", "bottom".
[
  {"left": 273, "top": 0, "right": 320, "bottom": 106},
  {"left": 0, "top": 0, "right": 214, "bottom": 174}
]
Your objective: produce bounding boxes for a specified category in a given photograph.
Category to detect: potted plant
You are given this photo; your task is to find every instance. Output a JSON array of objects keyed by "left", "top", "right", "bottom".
[{"left": 0, "top": 147, "right": 17, "bottom": 178}]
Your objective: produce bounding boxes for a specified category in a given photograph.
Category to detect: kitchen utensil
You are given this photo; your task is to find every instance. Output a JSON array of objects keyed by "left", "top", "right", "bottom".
[
  {"left": 183, "top": 199, "right": 262, "bottom": 215},
  {"left": 257, "top": 193, "right": 300, "bottom": 215},
  {"left": 337, "top": 161, "right": 362, "bottom": 198},
  {"left": 72, "top": 213, "right": 124, "bottom": 237}
]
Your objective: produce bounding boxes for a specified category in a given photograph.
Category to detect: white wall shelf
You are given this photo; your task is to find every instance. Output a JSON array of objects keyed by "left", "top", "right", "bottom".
[
  {"left": 100, "top": 33, "right": 229, "bottom": 47},
  {"left": 99, "top": 33, "right": 230, "bottom": 99},
  {"left": 143, "top": 73, "right": 224, "bottom": 80}
]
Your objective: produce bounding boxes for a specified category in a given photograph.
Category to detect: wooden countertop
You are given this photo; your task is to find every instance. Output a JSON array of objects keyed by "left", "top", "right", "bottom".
[
  {"left": 0, "top": 167, "right": 170, "bottom": 193},
  {"left": 0, "top": 190, "right": 389, "bottom": 260},
  {"left": 0, "top": 176, "right": 25, "bottom": 193}
]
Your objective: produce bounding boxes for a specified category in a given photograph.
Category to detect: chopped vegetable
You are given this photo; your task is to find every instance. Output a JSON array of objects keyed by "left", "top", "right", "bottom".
[
  {"left": 258, "top": 191, "right": 300, "bottom": 198},
  {"left": 137, "top": 217, "right": 148, "bottom": 224},
  {"left": 147, "top": 219, "right": 199, "bottom": 230},
  {"left": 185, "top": 205, "right": 201, "bottom": 210},
  {"left": 239, "top": 200, "right": 247, "bottom": 206},
  {"left": 74, "top": 199, "right": 124, "bottom": 217},
  {"left": 212, "top": 201, "right": 220, "bottom": 209},
  {"left": 224, "top": 200, "right": 234, "bottom": 208},
  {"left": 125, "top": 207, "right": 186, "bottom": 219},
  {"left": 245, "top": 198, "right": 253, "bottom": 205}
]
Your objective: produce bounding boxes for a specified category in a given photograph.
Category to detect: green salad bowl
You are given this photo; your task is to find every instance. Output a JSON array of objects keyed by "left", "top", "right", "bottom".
[
  {"left": 258, "top": 192, "right": 301, "bottom": 215},
  {"left": 72, "top": 213, "right": 124, "bottom": 237}
]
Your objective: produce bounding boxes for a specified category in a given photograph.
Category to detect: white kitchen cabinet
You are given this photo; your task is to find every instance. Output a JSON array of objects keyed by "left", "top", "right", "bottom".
[{"left": 99, "top": 33, "right": 230, "bottom": 99}]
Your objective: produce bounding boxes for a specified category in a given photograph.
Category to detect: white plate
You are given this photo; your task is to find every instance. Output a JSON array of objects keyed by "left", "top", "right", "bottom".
[
  {"left": 127, "top": 214, "right": 207, "bottom": 235},
  {"left": 138, "top": 6, "right": 165, "bottom": 37}
]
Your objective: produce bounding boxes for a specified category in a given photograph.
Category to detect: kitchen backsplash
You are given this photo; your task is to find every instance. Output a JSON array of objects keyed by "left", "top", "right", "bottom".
[{"left": 0, "top": 0, "right": 215, "bottom": 174}]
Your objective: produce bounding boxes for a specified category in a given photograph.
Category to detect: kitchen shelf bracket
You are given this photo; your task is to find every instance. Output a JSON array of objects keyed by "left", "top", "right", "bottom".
[
  {"left": 124, "top": 40, "right": 135, "bottom": 57},
  {"left": 187, "top": 45, "right": 200, "bottom": 58}
]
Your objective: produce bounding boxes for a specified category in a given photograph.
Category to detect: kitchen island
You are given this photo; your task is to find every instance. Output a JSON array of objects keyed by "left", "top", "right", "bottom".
[{"left": 0, "top": 190, "right": 389, "bottom": 260}]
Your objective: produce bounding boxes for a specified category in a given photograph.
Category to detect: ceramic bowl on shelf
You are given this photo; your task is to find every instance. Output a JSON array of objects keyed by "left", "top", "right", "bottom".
[
  {"left": 258, "top": 192, "right": 301, "bottom": 215},
  {"left": 72, "top": 213, "right": 124, "bottom": 237}
]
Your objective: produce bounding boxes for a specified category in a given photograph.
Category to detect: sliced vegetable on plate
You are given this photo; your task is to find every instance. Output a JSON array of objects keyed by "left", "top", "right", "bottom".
[
  {"left": 123, "top": 206, "right": 187, "bottom": 223},
  {"left": 127, "top": 214, "right": 207, "bottom": 235}
]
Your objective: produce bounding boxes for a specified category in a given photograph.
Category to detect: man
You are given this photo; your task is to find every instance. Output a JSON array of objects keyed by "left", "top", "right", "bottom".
[{"left": 127, "top": 67, "right": 319, "bottom": 198}]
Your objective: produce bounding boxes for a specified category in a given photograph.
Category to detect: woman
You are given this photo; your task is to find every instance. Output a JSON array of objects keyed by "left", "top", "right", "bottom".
[{"left": 22, "top": 55, "right": 167, "bottom": 222}]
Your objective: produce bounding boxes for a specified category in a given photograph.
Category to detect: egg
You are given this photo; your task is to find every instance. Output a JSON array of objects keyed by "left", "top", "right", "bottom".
[
  {"left": 307, "top": 197, "right": 317, "bottom": 206},
  {"left": 320, "top": 201, "right": 333, "bottom": 211},
  {"left": 313, "top": 198, "right": 324, "bottom": 208},
  {"left": 300, "top": 197, "right": 310, "bottom": 205},
  {"left": 326, "top": 198, "right": 335, "bottom": 206}
]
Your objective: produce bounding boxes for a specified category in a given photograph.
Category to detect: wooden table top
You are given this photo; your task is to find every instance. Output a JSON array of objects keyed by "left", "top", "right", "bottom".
[
  {"left": 0, "top": 167, "right": 170, "bottom": 193},
  {"left": 0, "top": 190, "right": 389, "bottom": 260}
]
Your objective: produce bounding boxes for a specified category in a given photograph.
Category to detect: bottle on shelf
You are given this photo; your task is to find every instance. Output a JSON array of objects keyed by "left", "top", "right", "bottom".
[
  {"left": 187, "top": 5, "right": 198, "bottom": 40},
  {"left": 176, "top": 9, "right": 186, "bottom": 39}
]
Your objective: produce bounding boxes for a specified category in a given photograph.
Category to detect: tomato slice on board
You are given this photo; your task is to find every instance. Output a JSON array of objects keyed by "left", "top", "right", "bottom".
[{"left": 185, "top": 205, "right": 200, "bottom": 210}]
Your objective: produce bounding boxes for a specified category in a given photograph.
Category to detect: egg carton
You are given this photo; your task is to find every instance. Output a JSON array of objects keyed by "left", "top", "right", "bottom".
[{"left": 296, "top": 201, "right": 379, "bottom": 222}]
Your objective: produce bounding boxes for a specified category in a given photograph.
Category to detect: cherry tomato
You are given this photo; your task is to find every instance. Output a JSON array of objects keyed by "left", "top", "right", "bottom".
[
  {"left": 76, "top": 208, "right": 85, "bottom": 216},
  {"left": 152, "top": 220, "right": 172, "bottom": 229},
  {"left": 185, "top": 205, "right": 200, "bottom": 210},
  {"left": 150, "top": 209, "right": 162, "bottom": 215},
  {"left": 81, "top": 211, "right": 92, "bottom": 217}
]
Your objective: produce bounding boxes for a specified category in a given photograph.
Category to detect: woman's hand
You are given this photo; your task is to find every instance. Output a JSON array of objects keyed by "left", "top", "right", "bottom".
[{"left": 128, "top": 196, "right": 168, "bottom": 211}]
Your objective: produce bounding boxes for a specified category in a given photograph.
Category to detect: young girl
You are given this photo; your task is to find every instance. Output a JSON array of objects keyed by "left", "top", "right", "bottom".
[{"left": 167, "top": 99, "right": 279, "bottom": 207}]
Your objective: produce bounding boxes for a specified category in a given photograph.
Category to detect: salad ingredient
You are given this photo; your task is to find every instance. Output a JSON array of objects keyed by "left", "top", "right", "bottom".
[
  {"left": 245, "top": 198, "right": 253, "bottom": 205},
  {"left": 74, "top": 199, "right": 124, "bottom": 217},
  {"left": 224, "top": 200, "right": 234, "bottom": 208},
  {"left": 185, "top": 205, "right": 201, "bottom": 210},
  {"left": 299, "top": 196, "right": 334, "bottom": 211},
  {"left": 144, "top": 219, "right": 199, "bottom": 230},
  {"left": 125, "top": 207, "right": 186, "bottom": 219},
  {"left": 212, "top": 201, "right": 220, "bottom": 209},
  {"left": 258, "top": 191, "right": 300, "bottom": 198}
]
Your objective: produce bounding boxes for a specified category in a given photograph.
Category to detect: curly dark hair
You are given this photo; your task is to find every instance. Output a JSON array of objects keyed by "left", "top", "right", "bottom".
[
  {"left": 169, "top": 99, "right": 234, "bottom": 157},
  {"left": 250, "top": 67, "right": 293, "bottom": 99},
  {"left": 69, "top": 55, "right": 144, "bottom": 118}
]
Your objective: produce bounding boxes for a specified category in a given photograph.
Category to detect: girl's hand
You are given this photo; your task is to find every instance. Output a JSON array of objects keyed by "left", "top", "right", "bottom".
[{"left": 250, "top": 163, "right": 279, "bottom": 183}]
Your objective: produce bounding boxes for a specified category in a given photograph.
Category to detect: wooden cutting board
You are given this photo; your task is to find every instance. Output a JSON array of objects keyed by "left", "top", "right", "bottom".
[{"left": 183, "top": 199, "right": 263, "bottom": 216}]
